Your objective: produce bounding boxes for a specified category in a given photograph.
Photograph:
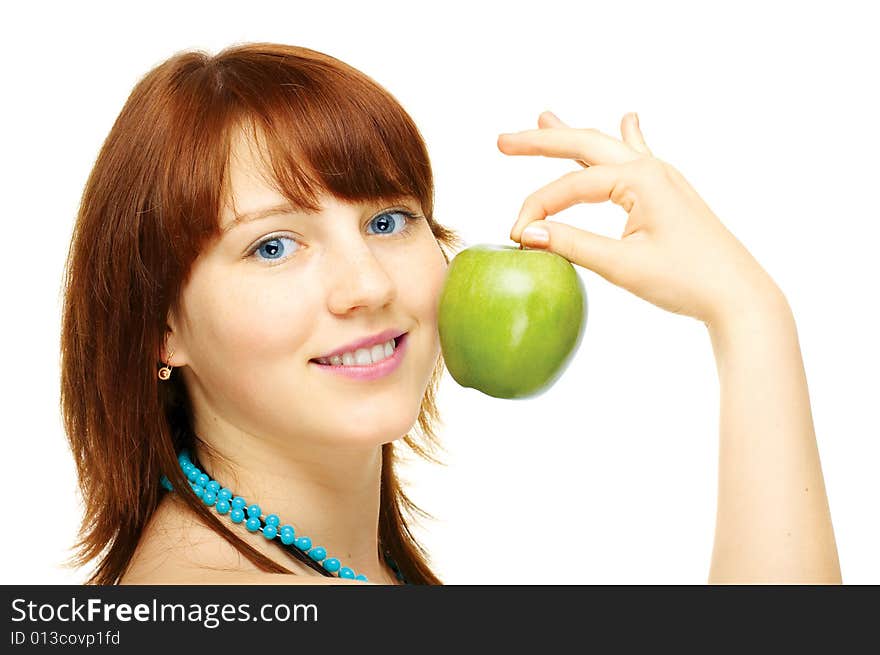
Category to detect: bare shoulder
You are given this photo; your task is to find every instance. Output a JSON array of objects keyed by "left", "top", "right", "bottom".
[
  {"left": 123, "top": 570, "right": 370, "bottom": 585},
  {"left": 119, "top": 495, "right": 228, "bottom": 584},
  {"left": 120, "top": 496, "right": 367, "bottom": 586}
]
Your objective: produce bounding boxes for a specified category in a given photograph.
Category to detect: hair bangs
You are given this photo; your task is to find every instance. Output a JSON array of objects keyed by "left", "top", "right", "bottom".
[{"left": 215, "top": 47, "right": 434, "bottom": 226}]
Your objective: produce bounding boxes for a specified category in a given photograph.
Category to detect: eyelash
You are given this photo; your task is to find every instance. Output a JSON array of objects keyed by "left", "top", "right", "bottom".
[{"left": 246, "top": 208, "right": 423, "bottom": 264}]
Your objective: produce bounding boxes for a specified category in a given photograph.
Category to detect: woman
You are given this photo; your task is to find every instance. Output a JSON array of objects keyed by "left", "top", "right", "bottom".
[{"left": 60, "top": 42, "right": 841, "bottom": 585}]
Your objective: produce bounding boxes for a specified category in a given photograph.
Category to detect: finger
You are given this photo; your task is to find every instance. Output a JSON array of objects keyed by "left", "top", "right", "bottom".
[
  {"left": 519, "top": 219, "right": 630, "bottom": 285},
  {"left": 537, "top": 110, "right": 567, "bottom": 129},
  {"left": 510, "top": 164, "right": 635, "bottom": 242},
  {"left": 497, "top": 126, "right": 639, "bottom": 166},
  {"left": 537, "top": 111, "right": 591, "bottom": 168},
  {"left": 621, "top": 112, "right": 653, "bottom": 156}
]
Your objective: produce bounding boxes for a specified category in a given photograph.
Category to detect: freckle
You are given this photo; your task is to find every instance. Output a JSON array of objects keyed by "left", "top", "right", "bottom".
[
  {"left": 787, "top": 532, "right": 791, "bottom": 537},
  {"left": 805, "top": 487, "right": 809, "bottom": 492}
]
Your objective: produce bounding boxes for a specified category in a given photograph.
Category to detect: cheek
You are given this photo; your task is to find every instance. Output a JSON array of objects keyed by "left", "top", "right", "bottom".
[
  {"left": 182, "top": 271, "right": 316, "bottom": 373},
  {"left": 399, "top": 239, "right": 448, "bottom": 328}
]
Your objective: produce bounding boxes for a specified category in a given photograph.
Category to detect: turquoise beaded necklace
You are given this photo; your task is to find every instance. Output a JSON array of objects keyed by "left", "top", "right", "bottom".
[{"left": 159, "top": 449, "right": 408, "bottom": 584}]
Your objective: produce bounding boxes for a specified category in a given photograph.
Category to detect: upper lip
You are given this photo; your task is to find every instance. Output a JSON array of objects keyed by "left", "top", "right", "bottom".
[{"left": 312, "top": 328, "right": 407, "bottom": 360}]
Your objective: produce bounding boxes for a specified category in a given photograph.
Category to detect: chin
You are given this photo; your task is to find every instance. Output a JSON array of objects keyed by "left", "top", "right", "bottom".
[{"left": 323, "top": 406, "right": 421, "bottom": 449}]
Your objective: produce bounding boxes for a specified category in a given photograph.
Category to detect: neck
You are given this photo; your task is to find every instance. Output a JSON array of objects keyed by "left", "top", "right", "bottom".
[{"left": 189, "top": 417, "right": 395, "bottom": 584}]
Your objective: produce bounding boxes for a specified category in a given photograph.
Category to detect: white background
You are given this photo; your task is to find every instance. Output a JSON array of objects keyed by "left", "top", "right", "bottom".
[{"left": 2, "top": 0, "right": 877, "bottom": 584}]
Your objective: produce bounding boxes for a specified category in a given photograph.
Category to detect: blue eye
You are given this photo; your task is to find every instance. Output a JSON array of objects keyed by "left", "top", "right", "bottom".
[
  {"left": 367, "top": 210, "right": 416, "bottom": 236},
  {"left": 248, "top": 209, "right": 421, "bottom": 265},
  {"left": 252, "top": 236, "right": 298, "bottom": 262}
]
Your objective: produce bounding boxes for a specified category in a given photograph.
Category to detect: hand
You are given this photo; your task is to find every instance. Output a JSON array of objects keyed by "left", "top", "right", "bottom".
[{"left": 497, "top": 112, "right": 783, "bottom": 327}]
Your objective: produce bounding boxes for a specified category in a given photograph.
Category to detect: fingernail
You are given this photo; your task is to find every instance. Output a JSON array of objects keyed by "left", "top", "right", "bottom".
[
  {"left": 521, "top": 224, "right": 549, "bottom": 247},
  {"left": 632, "top": 112, "right": 640, "bottom": 127}
]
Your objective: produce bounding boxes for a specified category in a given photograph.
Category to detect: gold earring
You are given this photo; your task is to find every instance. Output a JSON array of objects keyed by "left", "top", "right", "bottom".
[{"left": 158, "top": 348, "right": 175, "bottom": 381}]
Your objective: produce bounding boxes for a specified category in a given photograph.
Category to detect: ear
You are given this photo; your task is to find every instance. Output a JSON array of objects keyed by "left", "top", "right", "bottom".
[{"left": 161, "top": 307, "right": 190, "bottom": 367}]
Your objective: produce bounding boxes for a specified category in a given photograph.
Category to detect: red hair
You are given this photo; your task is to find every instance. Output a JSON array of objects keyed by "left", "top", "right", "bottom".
[{"left": 60, "top": 42, "right": 463, "bottom": 585}]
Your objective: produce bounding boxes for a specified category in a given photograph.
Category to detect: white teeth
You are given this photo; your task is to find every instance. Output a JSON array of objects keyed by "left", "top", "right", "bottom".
[{"left": 317, "top": 338, "right": 398, "bottom": 367}]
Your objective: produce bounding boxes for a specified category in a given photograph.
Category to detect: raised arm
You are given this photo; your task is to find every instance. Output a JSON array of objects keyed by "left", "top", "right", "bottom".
[
  {"left": 498, "top": 111, "right": 841, "bottom": 583},
  {"left": 706, "top": 288, "right": 840, "bottom": 583}
]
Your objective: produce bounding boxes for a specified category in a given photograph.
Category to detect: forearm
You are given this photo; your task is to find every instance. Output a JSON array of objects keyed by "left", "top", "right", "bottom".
[{"left": 706, "top": 287, "right": 841, "bottom": 584}]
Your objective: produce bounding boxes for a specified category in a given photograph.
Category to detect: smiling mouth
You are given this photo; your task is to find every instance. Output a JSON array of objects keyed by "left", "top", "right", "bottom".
[{"left": 309, "top": 334, "right": 407, "bottom": 367}]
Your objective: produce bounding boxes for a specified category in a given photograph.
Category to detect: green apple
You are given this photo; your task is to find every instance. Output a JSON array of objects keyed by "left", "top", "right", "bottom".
[{"left": 438, "top": 244, "right": 587, "bottom": 399}]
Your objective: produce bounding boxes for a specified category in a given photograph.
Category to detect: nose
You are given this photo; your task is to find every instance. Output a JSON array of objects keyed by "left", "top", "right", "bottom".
[{"left": 324, "top": 238, "right": 396, "bottom": 316}]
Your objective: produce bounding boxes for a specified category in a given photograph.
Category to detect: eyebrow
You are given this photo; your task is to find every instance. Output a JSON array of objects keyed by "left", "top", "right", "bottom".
[
  {"left": 222, "top": 203, "right": 297, "bottom": 233},
  {"left": 221, "top": 196, "right": 421, "bottom": 234}
]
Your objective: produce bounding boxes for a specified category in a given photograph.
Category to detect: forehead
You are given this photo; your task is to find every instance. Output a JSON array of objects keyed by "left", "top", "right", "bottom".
[
  {"left": 218, "top": 124, "right": 422, "bottom": 233},
  {"left": 219, "top": 128, "right": 286, "bottom": 226}
]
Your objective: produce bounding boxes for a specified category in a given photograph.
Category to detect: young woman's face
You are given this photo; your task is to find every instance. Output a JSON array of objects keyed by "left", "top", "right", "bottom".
[{"left": 168, "top": 129, "right": 448, "bottom": 452}]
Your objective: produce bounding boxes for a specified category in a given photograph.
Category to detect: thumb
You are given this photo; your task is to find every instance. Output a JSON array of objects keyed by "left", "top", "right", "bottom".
[{"left": 520, "top": 220, "right": 628, "bottom": 283}]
